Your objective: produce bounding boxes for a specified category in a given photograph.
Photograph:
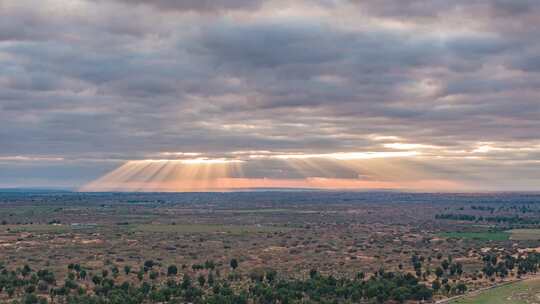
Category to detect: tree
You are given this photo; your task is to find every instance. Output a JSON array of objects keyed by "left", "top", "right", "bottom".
[
  {"left": 442, "top": 260, "right": 450, "bottom": 270},
  {"left": 444, "top": 283, "right": 451, "bottom": 294},
  {"left": 144, "top": 260, "right": 155, "bottom": 271},
  {"left": 137, "top": 270, "right": 144, "bottom": 281},
  {"left": 483, "top": 264, "right": 495, "bottom": 277},
  {"left": 64, "top": 279, "right": 78, "bottom": 290},
  {"left": 141, "top": 281, "right": 151, "bottom": 295},
  {"left": 208, "top": 272, "right": 215, "bottom": 286},
  {"left": 496, "top": 262, "right": 508, "bottom": 278},
  {"left": 23, "top": 294, "right": 39, "bottom": 304},
  {"left": 22, "top": 264, "right": 32, "bottom": 277},
  {"left": 456, "top": 282, "right": 467, "bottom": 294},
  {"left": 124, "top": 265, "right": 131, "bottom": 275},
  {"left": 111, "top": 266, "right": 119, "bottom": 278},
  {"left": 37, "top": 281, "right": 49, "bottom": 293},
  {"left": 167, "top": 265, "right": 178, "bottom": 276},
  {"left": 181, "top": 274, "right": 192, "bottom": 289},
  {"left": 25, "top": 285, "right": 36, "bottom": 294},
  {"left": 204, "top": 260, "right": 216, "bottom": 270},
  {"left": 6, "top": 286, "right": 15, "bottom": 297},
  {"left": 456, "top": 263, "right": 463, "bottom": 276},
  {"left": 491, "top": 255, "right": 498, "bottom": 266},
  {"left": 230, "top": 259, "right": 238, "bottom": 270},
  {"left": 37, "top": 269, "right": 55, "bottom": 284},
  {"left": 505, "top": 255, "right": 515, "bottom": 270},
  {"left": 266, "top": 269, "right": 277, "bottom": 283},
  {"left": 198, "top": 274, "right": 206, "bottom": 287},
  {"left": 411, "top": 254, "right": 422, "bottom": 273},
  {"left": 392, "top": 286, "right": 411, "bottom": 303},
  {"left": 435, "top": 267, "right": 444, "bottom": 278}
]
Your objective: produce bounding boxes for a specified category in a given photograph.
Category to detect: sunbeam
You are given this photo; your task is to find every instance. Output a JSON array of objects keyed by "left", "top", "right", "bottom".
[{"left": 81, "top": 152, "right": 467, "bottom": 192}]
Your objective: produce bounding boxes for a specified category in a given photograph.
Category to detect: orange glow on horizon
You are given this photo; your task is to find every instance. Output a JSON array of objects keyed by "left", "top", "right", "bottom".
[{"left": 80, "top": 156, "right": 466, "bottom": 192}]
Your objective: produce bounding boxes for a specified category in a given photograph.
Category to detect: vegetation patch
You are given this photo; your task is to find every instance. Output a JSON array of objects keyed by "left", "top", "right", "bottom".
[
  {"left": 0, "top": 263, "right": 433, "bottom": 304},
  {"left": 438, "top": 231, "right": 510, "bottom": 241},
  {"left": 3, "top": 224, "right": 71, "bottom": 233}
]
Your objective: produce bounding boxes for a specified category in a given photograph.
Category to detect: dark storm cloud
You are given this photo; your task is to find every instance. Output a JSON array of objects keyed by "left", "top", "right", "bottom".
[{"left": 1, "top": 0, "right": 540, "bottom": 188}]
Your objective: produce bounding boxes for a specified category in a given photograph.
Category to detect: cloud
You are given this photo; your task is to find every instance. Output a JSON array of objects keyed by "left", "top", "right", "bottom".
[
  {"left": 103, "top": 0, "right": 266, "bottom": 13},
  {"left": 1, "top": 0, "right": 540, "bottom": 189}
]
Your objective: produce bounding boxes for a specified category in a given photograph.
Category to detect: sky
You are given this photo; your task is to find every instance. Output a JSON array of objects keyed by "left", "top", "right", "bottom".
[{"left": 1, "top": 0, "right": 540, "bottom": 191}]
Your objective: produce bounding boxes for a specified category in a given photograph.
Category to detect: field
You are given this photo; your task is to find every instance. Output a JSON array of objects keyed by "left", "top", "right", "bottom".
[
  {"left": 450, "top": 278, "right": 540, "bottom": 304},
  {"left": 509, "top": 229, "right": 540, "bottom": 241},
  {"left": 2, "top": 191, "right": 540, "bottom": 303},
  {"left": 439, "top": 231, "right": 510, "bottom": 241}
]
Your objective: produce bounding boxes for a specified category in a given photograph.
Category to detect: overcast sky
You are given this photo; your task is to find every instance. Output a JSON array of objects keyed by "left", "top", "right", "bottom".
[{"left": 1, "top": 0, "right": 539, "bottom": 191}]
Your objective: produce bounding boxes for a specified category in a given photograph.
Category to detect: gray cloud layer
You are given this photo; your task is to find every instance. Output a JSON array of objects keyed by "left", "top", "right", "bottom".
[{"left": 1, "top": 0, "right": 539, "bottom": 189}]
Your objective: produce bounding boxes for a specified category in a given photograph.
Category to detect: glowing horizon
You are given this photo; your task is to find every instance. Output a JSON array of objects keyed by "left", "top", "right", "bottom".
[{"left": 80, "top": 151, "right": 469, "bottom": 192}]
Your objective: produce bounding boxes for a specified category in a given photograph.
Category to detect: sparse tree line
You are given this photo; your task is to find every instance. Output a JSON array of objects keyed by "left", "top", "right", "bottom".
[
  {"left": 8, "top": 251, "right": 539, "bottom": 304},
  {"left": 470, "top": 204, "right": 538, "bottom": 214},
  {"left": 480, "top": 252, "right": 540, "bottom": 280},
  {"left": 4, "top": 251, "right": 539, "bottom": 303},
  {"left": 435, "top": 213, "right": 540, "bottom": 225},
  {"left": 470, "top": 206, "right": 495, "bottom": 212},
  {"left": 435, "top": 214, "right": 476, "bottom": 221},
  {"left": 408, "top": 253, "right": 467, "bottom": 297},
  {"left": 0, "top": 258, "right": 436, "bottom": 304}
]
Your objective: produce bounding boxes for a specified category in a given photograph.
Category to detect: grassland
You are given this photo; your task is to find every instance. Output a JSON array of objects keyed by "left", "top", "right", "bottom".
[
  {"left": 450, "top": 278, "right": 540, "bottom": 304},
  {"left": 4, "top": 224, "right": 71, "bottom": 233},
  {"left": 439, "top": 231, "right": 510, "bottom": 241},
  {"left": 508, "top": 229, "right": 540, "bottom": 241}
]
